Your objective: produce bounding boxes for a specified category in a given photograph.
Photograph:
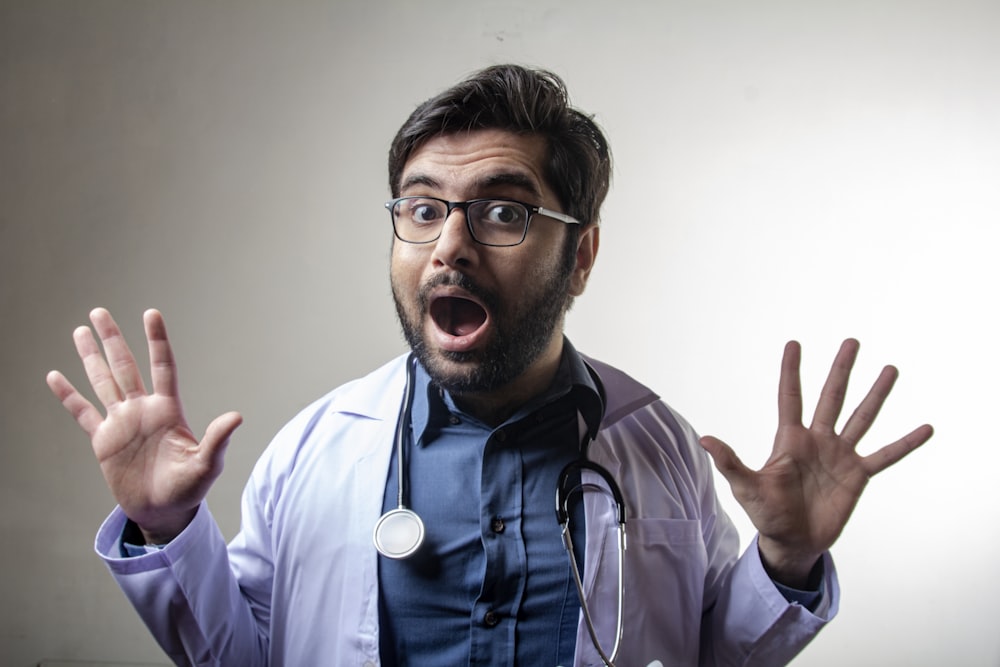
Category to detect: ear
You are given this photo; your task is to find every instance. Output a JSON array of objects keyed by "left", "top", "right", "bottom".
[{"left": 569, "top": 223, "right": 600, "bottom": 297}]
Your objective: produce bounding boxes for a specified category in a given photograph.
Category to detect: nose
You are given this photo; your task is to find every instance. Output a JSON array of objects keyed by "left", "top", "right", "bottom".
[{"left": 430, "top": 207, "right": 479, "bottom": 269}]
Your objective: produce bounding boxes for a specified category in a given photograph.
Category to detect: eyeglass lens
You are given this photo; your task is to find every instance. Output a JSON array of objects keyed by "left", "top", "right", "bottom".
[{"left": 391, "top": 198, "right": 529, "bottom": 246}]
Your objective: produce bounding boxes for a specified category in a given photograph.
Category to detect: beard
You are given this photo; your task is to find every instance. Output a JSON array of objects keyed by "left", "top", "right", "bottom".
[{"left": 392, "top": 234, "right": 578, "bottom": 396}]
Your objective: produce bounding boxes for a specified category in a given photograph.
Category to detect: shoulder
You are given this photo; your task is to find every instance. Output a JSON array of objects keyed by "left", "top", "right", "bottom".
[
  {"left": 583, "top": 354, "right": 703, "bottom": 462},
  {"left": 242, "top": 356, "right": 409, "bottom": 532},
  {"left": 581, "top": 354, "right": 663, "bottom": 427},
  {"left": 319, "top": 353, "right": 410, "bottom": 420},
  {"left": 286, "top": 353, "right": 409, "bottom": 427},
  {"left": 253, "top": 354, "right": 408, "bottom": 472}
]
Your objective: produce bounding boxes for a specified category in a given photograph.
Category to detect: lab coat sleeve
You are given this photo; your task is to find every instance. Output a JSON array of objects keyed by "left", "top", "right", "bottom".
[
  {"left": 91, "top": 360, "right": 405, "bottom": 667},
  {"left": 630, "top": 396, "right": 840, "bottom": 665},
  {"left": 691, "top": 426, "right": 840, "bottom": 665},
  {"left": 95, "top": 502, "right": 269, "bottom": 667},
  {"left": 702, "top": 535, "right": 838, "bottom": 666}
]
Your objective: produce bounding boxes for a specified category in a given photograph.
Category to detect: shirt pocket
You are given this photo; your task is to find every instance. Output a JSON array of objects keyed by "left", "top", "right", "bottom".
[
  {"left": 627, "top": 518, "right": 708, "bottom": 628},
  {"left": 631, "top": 517, "right": 703, "bottom": 548}
]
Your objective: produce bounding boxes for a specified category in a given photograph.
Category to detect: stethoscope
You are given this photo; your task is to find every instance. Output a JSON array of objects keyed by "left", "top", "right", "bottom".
[{"left": 373, "top": 354, "right": 628, "bottom": 666}]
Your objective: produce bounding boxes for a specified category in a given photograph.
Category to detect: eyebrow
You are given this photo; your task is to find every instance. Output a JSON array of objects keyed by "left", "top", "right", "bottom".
[
  {"left": 398, "top": 171, "right": 544, "bottom": 200},
  {"left": 399, "top": 173, "right": 440, "bottom": 192}
]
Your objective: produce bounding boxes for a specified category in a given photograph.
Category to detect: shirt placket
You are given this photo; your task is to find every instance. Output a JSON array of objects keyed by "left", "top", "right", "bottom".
[{"left": 470, "top": 425, "right": 526, "bottom": 667}]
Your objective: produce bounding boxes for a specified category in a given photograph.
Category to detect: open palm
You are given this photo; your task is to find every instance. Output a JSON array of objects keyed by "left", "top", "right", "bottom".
[
  {"left": 700, "top": 339, "right": 933, "bottom": 586},
  {"left": 47, "top": 308, "right": 242, "bottom": 543}
]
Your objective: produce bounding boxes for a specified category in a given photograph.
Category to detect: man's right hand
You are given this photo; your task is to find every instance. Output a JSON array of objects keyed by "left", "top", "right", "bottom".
[{"left": 47, "top": 308, "right": 242, "bottom": 544}]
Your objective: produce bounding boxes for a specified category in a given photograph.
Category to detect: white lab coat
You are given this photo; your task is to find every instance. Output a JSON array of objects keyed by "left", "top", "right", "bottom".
[{"left": 96, "top": 353, "right": 838, "bottom": 666}]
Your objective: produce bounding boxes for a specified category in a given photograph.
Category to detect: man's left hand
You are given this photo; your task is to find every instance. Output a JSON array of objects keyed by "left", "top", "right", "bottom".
[{"left": 700, "top": 339, "right": 934, "bottom": 588}]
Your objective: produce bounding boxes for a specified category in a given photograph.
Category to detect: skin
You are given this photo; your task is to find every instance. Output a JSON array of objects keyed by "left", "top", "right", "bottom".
[
  {"left": 46, "top": 307, "right": 242, "bottom": 543},
  {"left": 46, "top": 129, "right": 932, "bottom": 589},
  {"left": 390, "top": 129, "right": 598, "bottom": 424},
  {"left": 702, "top": 339, "right": 933, "bottom": 585}
]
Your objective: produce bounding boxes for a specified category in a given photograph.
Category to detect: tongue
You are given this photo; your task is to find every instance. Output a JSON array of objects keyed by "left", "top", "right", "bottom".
[{"left": 436, "top": 297, "right": 486, "bottom": 336}]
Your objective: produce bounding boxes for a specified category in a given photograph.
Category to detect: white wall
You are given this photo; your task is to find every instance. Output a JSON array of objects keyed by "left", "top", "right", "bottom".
[{"left": 2, "top": 1, "right": 997, "bottom": 665}]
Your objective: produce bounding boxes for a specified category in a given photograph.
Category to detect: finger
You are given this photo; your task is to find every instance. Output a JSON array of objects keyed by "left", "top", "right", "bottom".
[
  {"left": 777, "top": 341, "right": 803, "bottom": 427},
  {"left": 700, "top": 435, "right": 755, "bottom": 495},
  {"left": 862, "top": 423, "right": 934, "bottom": 476},
  {"left": 90, "top": 308, "right": 147, "bottom": 399},
  {"left": 46, "top": 369, "right": 105, "bottom": 437},
  {"left": 73, "top": 322, "right": 123, "bottom": 408},
  {"left": 199, "top": 411, "right": 243, "bottom": 473},
  {"left": 810, "top": 338, "right": 860, "bottom": 433},
  {"left": 840, "top": 364, "right": 898, "bottom": 445},
  {"left": 144, "top": 309, "right": 180, "bottom": 398}
]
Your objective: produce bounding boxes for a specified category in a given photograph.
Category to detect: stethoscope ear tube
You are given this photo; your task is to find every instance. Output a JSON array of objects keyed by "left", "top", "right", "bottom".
[{"left": 555, "top": 458, "right": 627, "bottom": 526}]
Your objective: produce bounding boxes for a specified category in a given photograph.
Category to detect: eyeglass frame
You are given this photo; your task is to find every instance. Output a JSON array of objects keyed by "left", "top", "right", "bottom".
[{"left": 385, "top": 196, "right": 582, "bottom": 247}]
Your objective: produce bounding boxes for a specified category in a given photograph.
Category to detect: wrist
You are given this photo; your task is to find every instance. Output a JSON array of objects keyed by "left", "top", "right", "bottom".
[
  {"left": 757, "top": 535, "right": 822, "bottom": 589},
  {"left": 127, "top": 506, "right": 198, "bottom": 545}
]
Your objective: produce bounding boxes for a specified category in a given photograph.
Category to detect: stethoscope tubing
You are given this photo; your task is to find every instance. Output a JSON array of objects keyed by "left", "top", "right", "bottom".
[
  {"left": 372, "top": 354, "right": 426, "bottom": 559},
  {"left": 557, "top": 461, "right": 627, "bottom": 666}
]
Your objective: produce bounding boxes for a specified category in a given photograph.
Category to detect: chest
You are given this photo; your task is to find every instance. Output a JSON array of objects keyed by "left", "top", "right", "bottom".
[{"left": 377, "top": 405, "right": 586, "bottom": 665}]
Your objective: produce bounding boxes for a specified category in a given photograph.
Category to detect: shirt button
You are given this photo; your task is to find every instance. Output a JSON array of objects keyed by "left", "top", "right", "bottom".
[
  {"left": 483, "top": 610, "right": 500, "bottom": 627},
  {"left": 449, "top": 414, "right": 460, "bottom": 425},
  {"left": 491, "top": 516, "right": 505, "bottom": 533},
  {"left": 495, "top": 430, "right": 507, "bottom": 443}
]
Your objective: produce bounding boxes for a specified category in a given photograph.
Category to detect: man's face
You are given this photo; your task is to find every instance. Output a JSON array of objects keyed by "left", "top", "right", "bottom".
[{"left": 390, "top": 129, "right": 597, "bottom": 399}]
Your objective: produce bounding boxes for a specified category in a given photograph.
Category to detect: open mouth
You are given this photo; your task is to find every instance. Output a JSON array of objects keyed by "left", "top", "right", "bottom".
[{"left": 430, "top": 295, "right": 488, "bottom": 337}]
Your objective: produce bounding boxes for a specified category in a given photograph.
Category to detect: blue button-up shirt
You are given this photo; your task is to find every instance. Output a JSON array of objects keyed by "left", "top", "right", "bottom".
[{"left": 378, "top": 342, "right": 602, "bottom": 666}]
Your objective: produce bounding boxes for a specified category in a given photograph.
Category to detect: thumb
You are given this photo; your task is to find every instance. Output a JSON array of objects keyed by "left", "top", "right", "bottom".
[
  {"left": 700, "top": 435, "right": 754, "bottom": 489},
  {"left": 200, "top": 411, "right": 243, "bottom": 472}
]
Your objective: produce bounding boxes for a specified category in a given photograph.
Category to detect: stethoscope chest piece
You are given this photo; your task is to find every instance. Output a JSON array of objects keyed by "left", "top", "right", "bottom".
[{"left": 373, "top": 507, "right": 425, "bottom": 559}]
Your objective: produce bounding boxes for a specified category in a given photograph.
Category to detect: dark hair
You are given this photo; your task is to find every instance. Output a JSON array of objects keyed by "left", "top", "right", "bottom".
[{"left": 388, "top": 64, "right": 612, "bottom": 227}]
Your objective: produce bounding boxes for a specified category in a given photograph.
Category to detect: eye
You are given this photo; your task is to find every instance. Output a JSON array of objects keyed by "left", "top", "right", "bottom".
[
  {"left": 481, "top": 202, "right": 526, "bottom": 226},
  {"left": 402, "top": 199, "right": 444, "bottom": 225}
]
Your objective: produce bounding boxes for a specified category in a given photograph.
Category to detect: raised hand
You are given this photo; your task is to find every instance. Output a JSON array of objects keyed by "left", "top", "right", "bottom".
[
  {"left": 699, "top": 339, "right": 933, "bottom": 587},
  {"left": 47, "top": 308, "right": 242, "bottom": 544}
]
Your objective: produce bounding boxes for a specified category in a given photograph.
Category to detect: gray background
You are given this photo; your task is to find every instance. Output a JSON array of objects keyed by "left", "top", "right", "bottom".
[{"left": 2, "top": 1, "right": 998, "bottom": 665}]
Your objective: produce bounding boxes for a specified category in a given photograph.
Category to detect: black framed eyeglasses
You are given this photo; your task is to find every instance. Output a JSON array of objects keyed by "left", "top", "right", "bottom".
[{"left": 385, "top": 196, "right": 581, "bottom": 247}]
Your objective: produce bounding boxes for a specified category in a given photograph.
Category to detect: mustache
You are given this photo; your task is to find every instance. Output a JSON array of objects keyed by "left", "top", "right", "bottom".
[{"left": 418, "top": 272, "right": 499, "bottom": 312}]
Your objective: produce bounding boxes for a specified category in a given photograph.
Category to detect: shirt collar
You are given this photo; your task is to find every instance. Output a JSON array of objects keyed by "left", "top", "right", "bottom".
[{"left": 409, "top": 337, "right": 605, "bottom": 448}]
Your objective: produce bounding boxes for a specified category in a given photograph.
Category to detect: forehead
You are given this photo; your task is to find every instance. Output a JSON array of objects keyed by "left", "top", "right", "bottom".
[{"left": 399, "top": 129, "right": 552, "bottom": 200}]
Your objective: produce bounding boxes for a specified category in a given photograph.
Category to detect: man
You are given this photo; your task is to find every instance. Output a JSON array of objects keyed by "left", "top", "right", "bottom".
[{"left": 47, "top": 65, "right": 933, "bottom": 666}]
